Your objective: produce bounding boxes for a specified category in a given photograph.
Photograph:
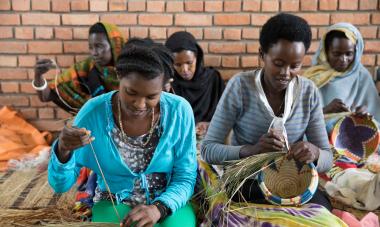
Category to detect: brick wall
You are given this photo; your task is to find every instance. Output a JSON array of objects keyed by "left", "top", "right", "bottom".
[{"left": 0, "top": 0, "right": 379, "bottom": 131}]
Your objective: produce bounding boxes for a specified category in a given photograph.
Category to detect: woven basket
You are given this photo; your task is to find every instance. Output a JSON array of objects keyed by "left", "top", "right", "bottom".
[
  {"left": 257, "top": 157, "right": 318, "bottom": 206},
  {"left": 331, "top": 115, "right": 379, "bottom": 162}
]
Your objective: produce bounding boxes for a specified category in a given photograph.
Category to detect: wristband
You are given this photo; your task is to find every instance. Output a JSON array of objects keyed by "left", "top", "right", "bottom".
[{"left": 32, "top": 78, "right": 47, "bottom": 91}]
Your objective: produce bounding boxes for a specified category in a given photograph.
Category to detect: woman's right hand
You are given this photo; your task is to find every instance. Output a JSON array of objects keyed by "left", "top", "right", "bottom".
[
  {"left": 323, "top": 98, "right": 349, "bottom": 114},
  {"left": 57, "top": 125, "right": 94, "bottom": 163},
  {"left": 34, "top": 59, "right": 54, "bottom": 78},
  {"left": 240, "top": 129, "right": 285, "bottom": 158}
]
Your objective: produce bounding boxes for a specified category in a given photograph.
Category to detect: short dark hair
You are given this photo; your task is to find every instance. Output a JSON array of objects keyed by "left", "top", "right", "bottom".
[
  {"left": 259, "top": 13, "right": 312, "bottom": 53},
  {"left": 116, "top": 45, "right": 165, "bottom": 82},
  {"left": 324, "top": 30, "right": 348, "bottom": 52},
  {"left": 89, "top": 23, "right": 107, "bottom": 35}
]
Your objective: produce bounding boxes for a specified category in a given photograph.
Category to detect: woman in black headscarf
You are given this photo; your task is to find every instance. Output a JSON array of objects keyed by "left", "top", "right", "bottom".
[{"left": 165, "top": 31, "right": 225, "bottom": 136}]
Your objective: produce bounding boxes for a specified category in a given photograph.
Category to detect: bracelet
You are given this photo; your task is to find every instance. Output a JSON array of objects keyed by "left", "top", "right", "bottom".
[
  {"left": 32, "top": 78, "right": 48, "bottom": 91},
  {"left": 153, "top": 201, "right": 171, "bottom": 222}
]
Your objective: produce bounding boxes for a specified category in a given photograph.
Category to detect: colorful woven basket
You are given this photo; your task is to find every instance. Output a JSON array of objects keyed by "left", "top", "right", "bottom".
[
  {"left": 257, "top": 157, "right": 318, "bottom": 206},
  {"left": 331, "top": 115, "right": 379, "bottom": 162}
]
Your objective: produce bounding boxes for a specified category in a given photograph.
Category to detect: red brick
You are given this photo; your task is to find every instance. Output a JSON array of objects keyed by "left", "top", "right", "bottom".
[
  {"left": 318, "top": 27, "right": 328, "bottom": 39},
  {"left": 241, "top": 56, "right": 259, "bottom": 68},
  {"left": 56, "top": 55, "right": 74, "bottom": 67},
  {"left": 222, "top": 56, "right": 240, "bottom": 68},
  {"left": 166, "top": 1, "right": 183, "bottom": 12},
  {"left": 12, "top": 0, "right": 30, "bottom": 11},
  {"left": 147, "top": 1, "right": 164, "bottom": 12},
  {"left": 198, "top": 42, "right": 208, "bottom": 54},
  {"left": 29, "top": 95, "right": 47, "bottom": 107},
  {"left": 360, "top": 0, "right": 378, "bottom": 10},
  {"left": 90, "top": 0, "right": 108, "bottom": 11},
  {"left": 19, "top": 108, "right": 37, "bottom": 119},
  {"left": 55, "top": 27, "right": 73, "bottom": 40},
  {"left": 18, "top": 55, "right": 35, "bottom": 67},
  {"left": 167, "top": 27, "right": 183, "bottom": 37},
  {"left": 38, "top": 108, "right": 55, "bottom": 119},
  {"left": 28, "top": 41, "right": 62, "bottom": 54},
  {"left": 183, "top": 28, "right": 201, "bottom": 39},
  {"left": 339, "top": 0, "right": 358, "bottom": 10},
  {"left": 308, "top": 41, "right": 319, "bottom": 53},
  {"left": 300, "top": 0, "right": 317, "bottom": 11},
  {"left": 204, "top": 28, "right": 222, "bottom": 40},
  {"left": 63, "top": 41, "right": 88, "bottom": 54},
  {"left": 262, "top": 0, "right": 279, "bottom": 12},
  {"left": 1, "top": 82, "right": 19, "bottom": 93},
  {"left": 129, "top": 27, "right": 148, "bottom": 38},
  {"left": 214, "top": 14, "right": 250, "bottom": 26},
  {"left": 71, "top": 0, "right": 89, "bottom": 11},
  {"left": 247, "top": 42, "right": 260, "bottom": 53},
  {"left": 242, "top": 0, "right": 260, "bottom": 11},
  {"left": 22, "top": 13, "right": 60, "bottom": 25},
  {"left": 19, "top": 81, "right": 35, "bottom": 93},
  {"left": 251, "top": 14, "right": 272, "bottom": 26},
  {"left": 365, "top": 41, "right": 380, "bottom": 52},
  {"left": 331, "top": 13, "right": 369, "bottom": 25},
  {"left": 224, "top": 1, "right": 241, "bottom": 12},
  {"left": 184, "top": 1, "right": 204, "bottom": 12},
  {"left": 0, "top": 0, "right": 11, "bottom": 10},
  {"left": 75, "top": 55, "right": 88, "bottom": 62},
  {"left": 52, "top": 0, "right": 70, "bottom": 12},
  {"left": 219, "top": 70, "right": 240, "bottom": 80},
  {"left": 223, "top": 29, "right": 241, "bottom": 40},
  {"left": 319, "top": 0, "right": 337, "bottom": 10},
  {"left": 119, "top": 27, "right": 129, "bottom": 39},
  {"left": 204, "top": 55, "right": 221, "bottom": 67},
  {"left": 149, "top": 27, "right": 166, "bottom": 39},
  {"left": 109, "top": 0, "right": 127, "bottom": 11},
  {"left": 359, "top": 26, "right": 378, "bottom": 39},
  {"left": 0, "top": 14, "right": 20, "bottom": 25},
  {"left": 361, "top": 54, "right": 376, "bottom": 66},
  {"left": 101, "top": 14, "right": 137, "bottom": 25},
  {"left": 0, "top": 68, "right": 28, "bottom": 79},
  {"left": 205, "top": 1, "right": 223, "bottom": 12},
  {"left": 0, "top": 56, "right": 17, "bottom": 67},
  {"left": 128, "top": 1, "right": 145, "bottom": 12},
  {"left": 62, "top": 14, "right": 99, "bottom": 25},
  {"left": 0, "top": 27, "right": 12, "bottom": 39},
  {"left": 56, "top": 108, "right": 73, "bottom": 119},
  {"left": 139, "top": 14, "right": 172, "bottom": 26},
  {"left": 372, "top": 13, "right": 380, "bottom": 24},
  {"left": 0, "top": 96, "right": 29, "bottom": 107},
  {"left": 299, "top": 13, "right": 330, "bottom": 25},
  {"left": 242, "top": 28, "right": 260, "bottom": 39},
  {"left": 175, "top": 14, "right": 212, "bottom": 26},
  {"left": 35, "top": 27, "right": 53, "bottom": 39},
  {"left": 30, "top": 119, "right": 64, "bottom": 131},
  {"left": 209, "top": 42, "right": 245, "bottom": 54},
  {"left": 31, "top": 0, "right": 50, "bottom": 11},
  {"left": 73, "top": 28, "right": 88, "bottom": 39},
  {"left": 281, "top": 0, "right": 299, "bottom": 11},
  {"left": 0, "top": 41, "right": 27, "bottom": 53},
  {"left": 311, "top": 27, "right": 318, "bottom": 40}
]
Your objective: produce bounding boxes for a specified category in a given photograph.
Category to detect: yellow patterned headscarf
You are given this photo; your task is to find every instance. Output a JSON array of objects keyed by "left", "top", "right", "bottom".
[{"left": 303, "top": 25, "right": 357, "bottom": 88}]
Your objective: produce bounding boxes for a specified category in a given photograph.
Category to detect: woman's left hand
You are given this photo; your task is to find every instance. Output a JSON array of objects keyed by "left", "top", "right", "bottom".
[
  {"left": 121, "top": 204, "right": 161, "bottom": 227},
  {"left": 196, "top": 122, "right": 210, "bottom": 137},
  {"left": 288, "top": 142, "right": 320, "bottom": 164}
]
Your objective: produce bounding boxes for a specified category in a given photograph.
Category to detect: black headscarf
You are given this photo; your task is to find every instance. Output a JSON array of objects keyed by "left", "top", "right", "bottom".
[{"left": 165, "top": 31, "right": 225, "bottom": 123}]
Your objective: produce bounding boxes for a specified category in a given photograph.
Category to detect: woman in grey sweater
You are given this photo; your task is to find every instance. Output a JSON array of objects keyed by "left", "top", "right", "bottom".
[{"left": 201, "top": 13, "right": 333, "bottom": 210}]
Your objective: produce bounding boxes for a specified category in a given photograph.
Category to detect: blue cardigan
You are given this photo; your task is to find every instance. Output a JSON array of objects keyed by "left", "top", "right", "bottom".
[{"left": 48, "top": 91, "right": 197, "bottom": 213}]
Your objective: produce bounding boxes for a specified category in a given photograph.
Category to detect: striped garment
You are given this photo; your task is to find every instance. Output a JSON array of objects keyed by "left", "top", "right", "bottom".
[{"left": 201, "top": 70, "right": 333, "bottom": 173}]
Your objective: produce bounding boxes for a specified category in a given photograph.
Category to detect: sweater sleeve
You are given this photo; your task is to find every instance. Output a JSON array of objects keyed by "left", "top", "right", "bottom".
[
  {"left": 305, "top": 84, "right": 333, "bottom": 173},
  {"left": 153, "top": 100, "right": 197, "bottom": 213},
  {"left": 201, "top": 75, "right": 244, "bottom": 165}
]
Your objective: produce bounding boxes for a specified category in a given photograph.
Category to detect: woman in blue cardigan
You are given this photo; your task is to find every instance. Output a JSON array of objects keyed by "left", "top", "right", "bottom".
[{"left": 48, "top": 44, "right": 197, "bottom": 226}]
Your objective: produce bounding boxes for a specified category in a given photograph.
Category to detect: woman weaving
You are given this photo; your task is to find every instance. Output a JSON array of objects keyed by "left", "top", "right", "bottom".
[{"left": 48, "top": 44, "right": 197, "bottom": 226}]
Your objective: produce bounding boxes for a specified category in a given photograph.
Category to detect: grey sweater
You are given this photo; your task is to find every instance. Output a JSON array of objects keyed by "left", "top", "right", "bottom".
[{"left": 201, "top": 70, "right": 333, "bottom": 173}]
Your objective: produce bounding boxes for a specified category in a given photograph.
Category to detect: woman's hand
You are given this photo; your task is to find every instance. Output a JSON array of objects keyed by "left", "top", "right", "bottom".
[
  {"left": 57, "top": 125, "right": 93, "bottom": 163},
  {"left": 196, "top": 122, "right": 210, "bottom": 137},
  {"left": 35, "top": 59, "right": 54, "bottom": 78},
  {"left": 240, "top": 129, "right": 285, "bottom": 158},
  {"left": 323, "top": 98, "right": 349, "bottom": 114},
  {"left": 288, "top": 141, "right": 320, "bottom": 164},
  {"left": 352, "top": 105, "right": 371, "bottom": 118},
  {"left": 121, "top": 205, "right": 161, "bottom": 227}
]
